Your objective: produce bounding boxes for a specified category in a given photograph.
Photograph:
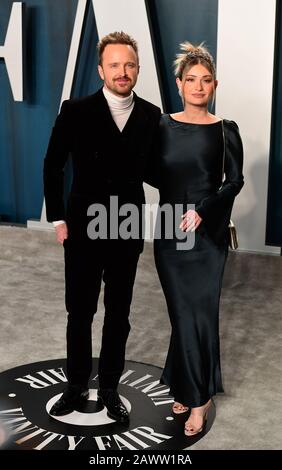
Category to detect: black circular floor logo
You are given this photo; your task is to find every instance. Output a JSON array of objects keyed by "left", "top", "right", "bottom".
[{"left": 0, "top": 359, "right": 214, "bottom": 450}]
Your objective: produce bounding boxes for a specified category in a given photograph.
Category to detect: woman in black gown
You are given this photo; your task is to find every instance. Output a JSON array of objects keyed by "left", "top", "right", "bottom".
[{"left": 154, "top": 43, "right": 244, "bottom": 436}]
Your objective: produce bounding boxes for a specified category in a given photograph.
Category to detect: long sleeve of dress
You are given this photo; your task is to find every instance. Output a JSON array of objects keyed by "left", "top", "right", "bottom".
[{"left": 195, "top": 120, "right": 244, "bottom": 219}]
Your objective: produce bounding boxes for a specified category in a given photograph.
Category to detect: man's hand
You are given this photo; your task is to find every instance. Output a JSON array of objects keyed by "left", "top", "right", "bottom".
[
  {"left": 55, "top": 223, "right": 68, "bottom": 244},
  {"left": 179, "top": 209, "right": 202, "bottom": 232}
]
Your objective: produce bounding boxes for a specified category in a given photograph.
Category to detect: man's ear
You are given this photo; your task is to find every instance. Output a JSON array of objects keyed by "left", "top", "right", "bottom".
[
  {"left": 98, "top": 64, "right": 104, "bottom": 81},
  {"left": 214, "top": 79, "right": 218, "bottom": 89}
]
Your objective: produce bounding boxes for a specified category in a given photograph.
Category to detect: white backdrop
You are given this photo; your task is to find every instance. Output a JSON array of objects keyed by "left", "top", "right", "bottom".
[{"left": 216, "top": 0, "right": 277, "bottom": 253}]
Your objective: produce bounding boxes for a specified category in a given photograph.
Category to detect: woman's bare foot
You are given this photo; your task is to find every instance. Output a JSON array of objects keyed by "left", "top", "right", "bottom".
[
  {"left": 172, "top": 401, "right": 189, "bottom": 414},
  {"left": 184, "top": 399, "right": 211, "bottom": 436}
]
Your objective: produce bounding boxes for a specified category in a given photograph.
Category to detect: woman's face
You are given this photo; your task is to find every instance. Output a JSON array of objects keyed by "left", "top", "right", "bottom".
[{"left": 177, "top": 63, "right": 217, "bottom": 107}]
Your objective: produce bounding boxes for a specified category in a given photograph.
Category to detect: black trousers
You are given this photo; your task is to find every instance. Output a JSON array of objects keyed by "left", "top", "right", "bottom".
[{"left": 64, "top": 239, "right": 140, "bottom": 390}]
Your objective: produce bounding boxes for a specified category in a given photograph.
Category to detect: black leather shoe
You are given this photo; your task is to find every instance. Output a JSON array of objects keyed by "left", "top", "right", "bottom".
[
  {"left": 97, "top": 389, "right": 129, "bottom": 423},
  {"left": 50, "top": 385, "right": 89, "bottom": 416}
]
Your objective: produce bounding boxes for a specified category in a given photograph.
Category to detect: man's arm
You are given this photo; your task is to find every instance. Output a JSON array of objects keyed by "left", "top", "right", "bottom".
[
  {"left": 144, "top": 108, "right": 161, "bottom": 188},
  {"left": 43, "top": 101, "right": 71, "bottom": 224}
]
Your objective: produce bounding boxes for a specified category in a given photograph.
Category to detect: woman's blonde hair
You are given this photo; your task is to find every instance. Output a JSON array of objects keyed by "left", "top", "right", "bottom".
[{"left": 174, "top": 42, "right": 216, "bottom": 79}]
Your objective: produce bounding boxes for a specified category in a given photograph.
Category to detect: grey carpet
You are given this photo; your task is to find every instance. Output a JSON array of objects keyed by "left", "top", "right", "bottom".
[{"left": 0, "top": 225, "right": 281, "bottom": 449}]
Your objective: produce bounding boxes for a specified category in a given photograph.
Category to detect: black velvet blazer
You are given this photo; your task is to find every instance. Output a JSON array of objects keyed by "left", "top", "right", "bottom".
[{"left": 44, "top": 88, "right": 161, "bottom": 241}]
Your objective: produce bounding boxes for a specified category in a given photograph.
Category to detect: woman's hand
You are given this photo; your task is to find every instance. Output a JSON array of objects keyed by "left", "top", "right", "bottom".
[{"left": 179, "top": 209, "right": 202, "bottom": 232}]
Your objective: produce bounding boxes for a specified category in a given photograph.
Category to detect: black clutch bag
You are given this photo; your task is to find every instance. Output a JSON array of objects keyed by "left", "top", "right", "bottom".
[{"left": 228, "top": 220, "right": 238, "bottom": 250}]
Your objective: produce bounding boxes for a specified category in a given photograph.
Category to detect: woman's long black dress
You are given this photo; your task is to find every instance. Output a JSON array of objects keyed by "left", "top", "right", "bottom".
[{"left": 154, "top": 114, "right": 244, "bottom": 408}]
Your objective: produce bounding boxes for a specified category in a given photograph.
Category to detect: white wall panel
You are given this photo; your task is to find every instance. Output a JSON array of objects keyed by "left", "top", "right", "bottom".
[{"left": 216, "top": 0, "right": 278, "bottom": 253}]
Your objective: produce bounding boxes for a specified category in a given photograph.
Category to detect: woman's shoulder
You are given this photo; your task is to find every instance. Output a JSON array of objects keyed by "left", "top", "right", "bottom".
[
  {"left": 222, "top": 119, "right": 240, "bottom": 131},
  {"left": 160, "top": 113, "right": 170, "bottom": 121},
  {"left": 223, "top": 119, "right": 243, "bottom": 154},
  {"left": 159, "top": 113, "right": 171, "bottom": 128}
]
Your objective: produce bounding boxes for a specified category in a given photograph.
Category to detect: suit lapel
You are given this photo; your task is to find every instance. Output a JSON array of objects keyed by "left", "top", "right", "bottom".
[
  {"left": 92, "top": 88, "right": 122, "bottom": 138},
  {"left": 93, "top": 88, "right": 148, "bottom": 136},
  {"left": 86, "top": 89, "right": 149, "bottom": 161},
  {"left": 122, "top": 92, "right": 149, "bottom": 137}
]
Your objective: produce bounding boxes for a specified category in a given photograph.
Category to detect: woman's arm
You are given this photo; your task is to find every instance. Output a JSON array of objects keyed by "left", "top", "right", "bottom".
[{"left": 195, "top": 120, "right": 244, "bottom": 219}]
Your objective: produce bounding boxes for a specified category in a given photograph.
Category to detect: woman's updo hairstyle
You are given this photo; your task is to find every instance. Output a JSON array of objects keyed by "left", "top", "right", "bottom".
[{"left": 174, "top": 42, "right": 216, "bottom": 80}]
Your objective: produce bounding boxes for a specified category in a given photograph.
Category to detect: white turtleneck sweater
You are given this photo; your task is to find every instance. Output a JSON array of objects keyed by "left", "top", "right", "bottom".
[
  {"left": 102, "top": 86, "right": 134, "bottom": 131},
  {"left": 53, "top": 87, "right": 135, "bottom": 226}
]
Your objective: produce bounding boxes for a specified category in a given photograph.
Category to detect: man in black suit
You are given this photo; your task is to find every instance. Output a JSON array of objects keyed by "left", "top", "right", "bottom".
[{"left": 44, "top": 32, "right": 161, "bottom": 421}]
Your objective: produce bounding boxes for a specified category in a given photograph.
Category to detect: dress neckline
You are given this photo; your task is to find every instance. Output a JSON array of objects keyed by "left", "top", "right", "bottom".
[{"left": 168, "top": 114, "right": 223, "bottom": 126}]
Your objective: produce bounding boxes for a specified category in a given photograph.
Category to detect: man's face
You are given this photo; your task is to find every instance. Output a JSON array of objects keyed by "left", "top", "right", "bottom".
[{"left": 98, "top": 44, "right": 139, "bottom": 97}]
